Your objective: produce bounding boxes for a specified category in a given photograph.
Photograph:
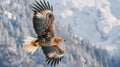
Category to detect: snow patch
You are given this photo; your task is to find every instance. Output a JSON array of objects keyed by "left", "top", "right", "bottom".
[
  {"left": 4, "top": 10, "right": 12, "bottom": 19},
  {"left": 71, "top": 0, "right": 95, "bottom": 9},
  {"left": 61, "top": 9, "right": 73, "bottom": 19},
  {"left": 105, "top": 46, "right": 117, "bottom": 51},
  {"left": 3, "top": 0, "right": 11, "bottom": 5}
]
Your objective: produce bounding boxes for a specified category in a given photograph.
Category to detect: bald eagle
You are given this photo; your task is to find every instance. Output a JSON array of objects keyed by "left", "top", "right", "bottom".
[{"left": 23, "top": 0, "right": 65, "bottom": 66}]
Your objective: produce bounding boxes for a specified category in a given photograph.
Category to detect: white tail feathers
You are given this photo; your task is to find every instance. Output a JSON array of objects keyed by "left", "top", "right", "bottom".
[{"left": 23, "top": 37, "right": 40, "bottom": 54}]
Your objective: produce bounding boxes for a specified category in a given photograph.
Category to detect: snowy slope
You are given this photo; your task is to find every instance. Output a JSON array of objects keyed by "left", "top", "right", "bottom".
[
  {"left": 0, "top": 0, "right": 120, "bottom": 67},
  {"left": 51, "top": 0, "right": 120, "bottom": 52}
]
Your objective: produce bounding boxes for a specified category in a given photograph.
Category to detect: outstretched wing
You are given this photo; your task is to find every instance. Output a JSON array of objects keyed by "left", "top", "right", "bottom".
[
  {"left": 41, "top": 45, "right": 64, "bottom": 66},
  {"left": 32, "top": 0, "right": 54, "bottom": 38}
]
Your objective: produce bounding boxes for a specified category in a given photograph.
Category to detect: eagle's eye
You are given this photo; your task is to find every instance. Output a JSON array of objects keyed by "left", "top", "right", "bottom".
[
  {"left": 46, "top": 13, "right": 54, "bottom": 20},
  {"left": 48, "top": 14, "right": 53, "bottom": 19}
]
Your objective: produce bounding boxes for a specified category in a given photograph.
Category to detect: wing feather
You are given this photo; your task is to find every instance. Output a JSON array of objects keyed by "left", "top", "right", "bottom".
[
  {"left": 33, "top": 16, "right": 46, "bottom": 36},
  {"left": 32, "top": 0, "right": 54, "bottom": 37},
  {"left": 35, "top": 0, "right": 44, "bottom": 11},
  {"left": 43, "top": 0, "right": 48, "bottom": 9},
  {"left": 40, "top": 0, "right": 47, "bottom": 10},
  {"left": 32, "top": 0, "right": 53, "bottom": 12},
  {"left": 41, "top": 45, "right": 64, "bottom": 66},
  {"left": 31, "top": 6, "right": 40, "bottom": 12},
  {"left": 47, "top": 1, "right": 51, "bottom": 10}
]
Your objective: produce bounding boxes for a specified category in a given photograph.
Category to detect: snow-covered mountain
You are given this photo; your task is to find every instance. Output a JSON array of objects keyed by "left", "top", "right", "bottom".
[
  {"left": 52, "top": 0, "right": 120, "bottom": 51},
  {"left": 0, "top": 0, "right": 120, "bottom": 67}
]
